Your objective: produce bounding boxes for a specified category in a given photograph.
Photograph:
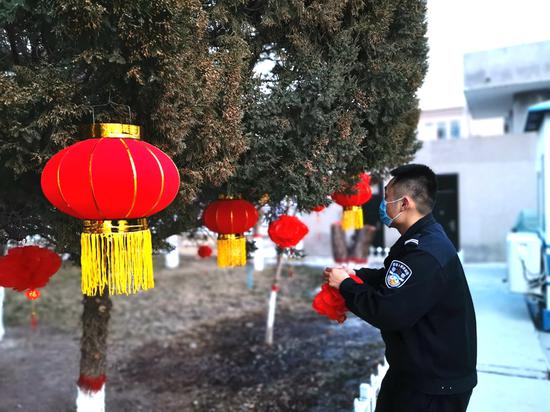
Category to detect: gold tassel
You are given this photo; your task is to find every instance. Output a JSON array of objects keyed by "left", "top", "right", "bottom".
[
  {"left": 342, "top": 206, "right": 364, "bottom": 231},
  {"left": 81, "top": 219, "right": 154, "bottom": 296},
  {"left": 217, "top": 234, "right": 246, "bottom": 267}
]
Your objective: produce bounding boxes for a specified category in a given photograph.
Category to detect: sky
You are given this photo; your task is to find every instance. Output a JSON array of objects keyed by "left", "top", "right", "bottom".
[{"left": 418, "top": 0, "right": 550, "bottom": 110}]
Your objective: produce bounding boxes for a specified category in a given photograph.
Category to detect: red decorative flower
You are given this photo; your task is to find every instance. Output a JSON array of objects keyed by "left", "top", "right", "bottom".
[
  {"left": 0, "top": 246, "right": 61, "bottom": 294},
  {"left": 312, "top": 274, "right": 364, "bottom": 323},
  {"left": 197, "top": 245, "right": 213, "bottom": 258},
  {"left": 268, "top": 215, "right": 309, "bottom": 248}
]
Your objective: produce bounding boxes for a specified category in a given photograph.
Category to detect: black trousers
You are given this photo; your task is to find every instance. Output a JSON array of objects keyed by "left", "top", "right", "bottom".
[{"left": 375, "top": 372, "right": 473, "bottom": 412}]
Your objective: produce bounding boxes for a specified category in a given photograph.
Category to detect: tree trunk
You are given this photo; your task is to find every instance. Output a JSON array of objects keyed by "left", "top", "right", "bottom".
[
  {"left": 0, "top": 243, "right": 6, "bottom": 341},
  {"left": 76, "top": 290, "right": 112, "bottom": 412},
  {"left": 331, "top": 223, "right": 348, "bottom": 263},
  {"left": 349, "top": 225, "right": 376, "bottom": 263},
  {"left": 0, "top": 287, "right": 4, "bottom": 342},
  {"left": 265, "top": 251, "right": 284, "bottom": 345}
]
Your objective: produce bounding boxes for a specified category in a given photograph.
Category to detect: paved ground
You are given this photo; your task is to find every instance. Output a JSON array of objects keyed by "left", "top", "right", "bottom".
[
  {"left": 458, "top": 263, "right": 550, "bottom": 412},
  {"left": 300, "top": 258, "right": 550, "bottom": 412}
]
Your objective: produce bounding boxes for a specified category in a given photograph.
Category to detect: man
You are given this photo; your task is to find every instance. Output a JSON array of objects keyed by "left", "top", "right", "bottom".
[{"left": 325, "top": 164, "right": 477, "bottom": 412}]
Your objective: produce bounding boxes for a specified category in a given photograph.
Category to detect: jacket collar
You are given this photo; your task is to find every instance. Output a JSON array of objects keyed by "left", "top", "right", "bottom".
[
  {"left": 401, "top": 213, "right": 435, "bottom": 241},
  {"left": 387, "top": 213, "right": 436, "bottom": 258}
]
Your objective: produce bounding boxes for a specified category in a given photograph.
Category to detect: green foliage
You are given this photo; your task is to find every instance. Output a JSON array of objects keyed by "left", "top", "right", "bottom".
[{"left": 0, "top": 0, "right": 427, "bottom": 254}]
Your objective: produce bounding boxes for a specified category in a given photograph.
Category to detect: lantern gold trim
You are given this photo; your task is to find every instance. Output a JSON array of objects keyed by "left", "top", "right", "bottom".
[
  {"left": 81, "top": 218, "right": 153, "bottom": 296},
  {"left": 217, "top": 233, "right": 246, "bottom": 267},
  {"left": 81, "top": 123, "right": 141, "bottom": 139},
  {"left": 341, "top": 206, "right": 364, "bottom": 230}
]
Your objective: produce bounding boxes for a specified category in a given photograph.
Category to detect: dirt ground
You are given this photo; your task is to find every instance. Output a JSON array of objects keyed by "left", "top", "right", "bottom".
[{"left": 0, "top": 256, "right": 385, "bottom": 412}]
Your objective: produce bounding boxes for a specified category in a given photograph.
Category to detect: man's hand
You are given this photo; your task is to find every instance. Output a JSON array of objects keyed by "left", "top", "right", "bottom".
[{"left": 324, "top": 267, "right": 351, "bottom": 289}]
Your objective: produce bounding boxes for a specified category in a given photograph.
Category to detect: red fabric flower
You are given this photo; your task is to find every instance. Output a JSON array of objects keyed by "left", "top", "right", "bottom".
[
  {"left": 197, "top": 245, "right": 213, "bottom": 258},
  {"left": 268, "top": 215, "right": 309, "bottom": 248},
  {"left": 312, "top": 274, "right": 364, "bottom": 323},
  {"left": 0, "top": 246, "right": 61, "bottom": 293}
]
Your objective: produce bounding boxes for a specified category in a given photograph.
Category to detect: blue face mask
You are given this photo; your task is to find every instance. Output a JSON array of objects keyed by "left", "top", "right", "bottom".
[{"left": 379, "top": 197, "right": 404, "bottom": 227}]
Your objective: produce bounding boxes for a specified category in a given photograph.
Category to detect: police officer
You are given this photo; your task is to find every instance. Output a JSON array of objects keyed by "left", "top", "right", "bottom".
[{"left": 325, "top": 164, "right": 477, "bottom": 412}]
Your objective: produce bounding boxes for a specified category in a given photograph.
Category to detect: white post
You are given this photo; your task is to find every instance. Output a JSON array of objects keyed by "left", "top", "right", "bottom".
[
  {"left": 0, "top": 287, "right": 5, "bottom": 341},
  {"left": 164, "top": 235, "right": 180, "bottom": 269},
  {"left": 253, "top": 235, "right": 265, "bottom": 272},
  {"left": 76, "top": 385, "right": 106, "bottom": 412},
  {"left": 265, "top": 252, "right": 284, "bottom": 345},
  {"left": 265, "top": 288, "right": 277, "bottom": 345}
]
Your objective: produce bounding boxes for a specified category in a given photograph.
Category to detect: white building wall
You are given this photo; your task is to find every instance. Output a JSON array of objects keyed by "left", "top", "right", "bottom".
[{"left": 413, "top": 133, "right": 538, "bottom": 261}]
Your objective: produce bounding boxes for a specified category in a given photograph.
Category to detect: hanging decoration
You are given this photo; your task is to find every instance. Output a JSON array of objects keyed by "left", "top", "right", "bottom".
[
  {"left": 0, "top": 245, "right": 61, "bottom": 296},
  {"left": 197, "top": 245, "right": 213, "bottom": 259},
  {"left": 332, "top": 173, "right": 373, "bottom": 231},
  {"left": 312, "top": 274, "right": 364, "bottom": 323},
  {"left": 311, "top": 205, "right": 326, "bottom": 213},
  {"left": 41, "top": 123, "right": 180, "bottom": 296},
  {"left": 0, "top": 245, "right": 62, "bottom": 328},
  {"left": 202, "top": 197, "right": 258, "bottom": 267},
  {"left": 268, "top": 215, "right": 309, "bottom": 248}
]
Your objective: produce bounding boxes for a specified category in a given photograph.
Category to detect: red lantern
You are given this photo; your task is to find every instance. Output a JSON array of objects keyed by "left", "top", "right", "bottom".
[
  {"left": 312, "top": 274, "right": 364, "bottom": 323},
  {"left": 197, "top": 245, "right": 213, "bottom": 259},
  {"left": 0, "top": 246, "right": 61, "bottom": 297},
  {"left": 203, "top": 197, "right": 258, "bottom": 267},
  {"left": 268, "top": 215, "right": 309, "bottom": 248},
  {"left": 332, "top": 173, "right": 372, "bottom": 230},
  {"left": 41, "top": 123, "right": 180, "bottom": 296},
  {"left": 25, "top": 289, "right": 41, "bottom": 300},
  {"left": 312, "top": 205, "right": 326, "bottom": 213}
]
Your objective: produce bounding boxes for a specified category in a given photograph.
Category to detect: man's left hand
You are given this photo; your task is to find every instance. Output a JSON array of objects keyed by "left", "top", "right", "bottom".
[{"left": 327, "top": 267, "right": 350, "bottom": 289}]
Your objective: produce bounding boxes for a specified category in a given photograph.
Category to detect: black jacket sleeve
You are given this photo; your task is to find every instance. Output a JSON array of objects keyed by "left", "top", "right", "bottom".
[
  {"left": 354, "top": 267, "right": 386, "bottom": 286},
  {"left": 339, "top": 250, "right": 445, "bottom": 331}
]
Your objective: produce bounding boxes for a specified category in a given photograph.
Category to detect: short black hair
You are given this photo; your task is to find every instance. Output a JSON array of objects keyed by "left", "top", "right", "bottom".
[{"left": 389, "top": 164, "right": 437, "bottom": 215}]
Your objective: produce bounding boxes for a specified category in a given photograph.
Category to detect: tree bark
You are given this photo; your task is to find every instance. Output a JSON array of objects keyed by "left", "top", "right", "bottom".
[
  {"left": 78, "top": 290, "right": 112, "bottom": 385},
  {"left": 0, "top": 243, "right": 6, "bottom": 341},
  {"left": 349, "top": 225, "right": 376, "bottom": 262},
  {"left": 331, "top": 223, "right": 348, "bottom": 263}
]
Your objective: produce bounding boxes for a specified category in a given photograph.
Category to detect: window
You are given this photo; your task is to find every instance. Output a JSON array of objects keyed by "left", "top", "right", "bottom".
[
  {"left": 437, "top": 122, "right": 446, "bottom": 139},
  {"left": 450, "top": 120, "right": 461, "bottom": 138}
]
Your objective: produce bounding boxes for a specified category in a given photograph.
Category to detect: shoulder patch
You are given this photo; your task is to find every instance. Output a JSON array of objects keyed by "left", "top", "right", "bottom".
[{"left": 385, "top": 260, "right": 413, "bottom": 289}]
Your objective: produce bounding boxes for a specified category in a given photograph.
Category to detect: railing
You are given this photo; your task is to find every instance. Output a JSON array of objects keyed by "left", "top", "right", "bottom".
[{"left": 353, "top": 358, "right": 389, "bottom": 412}]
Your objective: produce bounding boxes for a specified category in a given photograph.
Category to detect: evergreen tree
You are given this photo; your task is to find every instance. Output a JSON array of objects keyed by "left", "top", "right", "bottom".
[{"left": 0, "top": 0, "right": 427, "bottom": 405}]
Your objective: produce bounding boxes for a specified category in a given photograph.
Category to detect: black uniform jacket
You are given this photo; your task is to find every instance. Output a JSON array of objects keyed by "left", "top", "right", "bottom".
[{"left": 339, "top": 213, "right": 477, "bottom": 395}]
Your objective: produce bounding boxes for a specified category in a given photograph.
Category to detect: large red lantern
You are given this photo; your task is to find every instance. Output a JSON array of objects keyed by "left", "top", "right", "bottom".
[
  {"left": 0, "top": 246, "right": 61, "bottom": 298},
  {"left": 332, "top": 173, "right": 372, "bottom": 230},
  {"left": 203, "top": 197, "right": 258, "bottom": 267},
  {"left": 268, "top": 215, "right": 309, "bottom": 248},
  {"left": 41, "top": 123, "right": 180, "bottom": 296}
]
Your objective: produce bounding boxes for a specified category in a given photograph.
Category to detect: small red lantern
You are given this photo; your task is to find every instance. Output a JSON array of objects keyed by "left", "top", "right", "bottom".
[
  {"left": 312, "top": 274, "right": 364, "bottom": 323},
  {"left": 197, "top": 245, "right": 213, "bottom": 259},
  {"left": 332, "top": 173, "right": 372, "bottom": 230},
  {"left": 25, "top": 289, "right": 41, "bottom": 300},
  {"left": 268, "top": 215, "right": 309, "bottom": 248},
  {"left": 203, "top": 197, "right": 258, "bottom": 267},
  {"left": 312, "top": 205, "right": 326, "bottom": 213},
  {"left": 41, "top": 124, "right": 180, "bottom": 296},
  {"left": 0, "top": 246, "right": 61, "bottom": 297}
]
